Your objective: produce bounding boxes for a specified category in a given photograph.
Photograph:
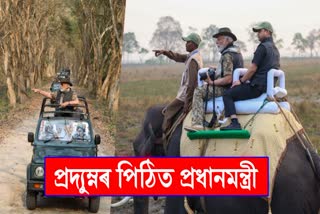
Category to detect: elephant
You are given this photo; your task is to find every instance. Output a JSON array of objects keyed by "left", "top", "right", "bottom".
[{"left": 132, "top": 105, "right": 320, "bottom": 214}]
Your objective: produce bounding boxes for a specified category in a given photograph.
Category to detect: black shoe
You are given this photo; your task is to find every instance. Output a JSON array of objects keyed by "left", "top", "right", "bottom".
[{"left": 220, "top": 122, "right": 242, "bottom": 131}]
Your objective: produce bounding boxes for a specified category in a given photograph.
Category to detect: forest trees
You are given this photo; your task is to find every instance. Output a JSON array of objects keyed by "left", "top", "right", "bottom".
[
  {"left": 74, "top": 0, "right": 126, "bottom": 111},
  {"left": 149, "top": 16, "right": 184, "bottom": 52},
  {"left": 0, "top": 0, "right": 57, "bottom": 107},
  {"left": 0, "top": 0, "right": 126, "bottom": 111}
]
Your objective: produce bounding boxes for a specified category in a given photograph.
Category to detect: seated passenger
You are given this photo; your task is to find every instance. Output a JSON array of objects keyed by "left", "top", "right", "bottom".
[
  {"left": 73, "top": 125, "right": 89, "bottom": 140},
  {"left": 185, "top": 28, "right": 243, "bottom": 131},
  {"left": 32, "top": 77, "right": 79, "bottom": 116},
  {"left": 221, "top": 21, "right": 280, "bottom": 130}
]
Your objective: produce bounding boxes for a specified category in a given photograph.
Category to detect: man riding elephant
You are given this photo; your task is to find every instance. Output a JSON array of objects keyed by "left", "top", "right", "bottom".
[
  {"left": 185, "top": 27, "right": 244, "bottom": 131},
  {"left": 153, "top": 32, "right": 203, "bottom": 152},
  {"left": 221, "top": 21, "right": 280, "bottom": 130}
]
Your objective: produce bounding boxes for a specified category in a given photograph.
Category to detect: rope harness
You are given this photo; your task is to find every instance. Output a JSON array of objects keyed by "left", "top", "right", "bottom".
[
  {"left": 274, "top": 100, "right": 317, "bottom": 175},
  {"left": 243, "top": 98, "right": 269, "bottom": 129}
]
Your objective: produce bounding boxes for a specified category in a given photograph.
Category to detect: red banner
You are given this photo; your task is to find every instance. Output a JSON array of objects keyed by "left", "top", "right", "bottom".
[{"left": 45, "top": 157, "right": 268, "bottom": 196}]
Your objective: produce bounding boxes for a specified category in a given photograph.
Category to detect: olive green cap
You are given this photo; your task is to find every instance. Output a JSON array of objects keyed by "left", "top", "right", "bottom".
[
  {"left": 252, "top": 21, "right": 274, "bottom": 33},
  {"left": 182, "top": 33, "right": 202, "bottom": 46}
]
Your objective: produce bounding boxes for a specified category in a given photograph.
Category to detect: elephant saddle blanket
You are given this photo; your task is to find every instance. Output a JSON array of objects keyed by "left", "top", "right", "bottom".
[{"left": 180, "top": 108, "right": 303, "bottom": 199}]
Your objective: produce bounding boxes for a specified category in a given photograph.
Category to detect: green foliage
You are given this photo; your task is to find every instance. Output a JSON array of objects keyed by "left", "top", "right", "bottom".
[
  {"left": 201, "top": 24, "right": 219, "bottom": 62},
  {"left": 292, "top": 33, "right": 308, "bottom": 56},
  {"left": 149, "top": 16, "right": 184, "bottom": 51},
  {"left": 123, "top": 32, "right": 140, "bottom": 54}
]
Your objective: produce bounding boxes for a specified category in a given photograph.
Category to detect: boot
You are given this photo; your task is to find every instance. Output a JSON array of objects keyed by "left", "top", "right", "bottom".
[{"left": 220, "top": 120, "right": 242, "bottom": 131}]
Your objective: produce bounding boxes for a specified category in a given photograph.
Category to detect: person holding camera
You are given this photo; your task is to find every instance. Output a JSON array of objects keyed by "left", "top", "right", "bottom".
[
  {"left": 153, "top": 33, "right": 203, "bottom": 141},
  {"left": 221, "top": 22, "right": 280, "bottom": 130},
  {"left": 185, "top": 28, "right": 243, "bottom": 131}
]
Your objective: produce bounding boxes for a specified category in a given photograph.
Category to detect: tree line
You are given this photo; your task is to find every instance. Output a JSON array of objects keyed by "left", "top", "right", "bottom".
[
  {"left": 292, "top": 30, "right": 320, "bottom": 57},
  {"left": 123, "top": 16, "right": 320, "bottom": 64},
  {"left": 0, "top": 0, "right": 126, "bottom": 111}
]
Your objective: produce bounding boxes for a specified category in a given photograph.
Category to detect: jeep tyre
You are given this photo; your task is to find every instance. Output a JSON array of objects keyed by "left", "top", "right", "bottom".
[
  {"left": 88, "top": 197, "right": 100, "bottom": 213},
  {"left": 26, "top": 190, "right": 37, "bottom": 210}
]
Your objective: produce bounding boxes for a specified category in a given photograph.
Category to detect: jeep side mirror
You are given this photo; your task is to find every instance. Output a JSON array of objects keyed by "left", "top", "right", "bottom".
[
  {"left": 94, "top": 134, "right": 101, "bottom": 145},
  {"left": 28, "top": 132, "right": 34, "bottom": 143}
]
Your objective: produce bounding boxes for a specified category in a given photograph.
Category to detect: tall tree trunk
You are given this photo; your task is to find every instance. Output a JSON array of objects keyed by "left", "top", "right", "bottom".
[
  {"left": 75, "top": 0, "right": 126, "bottom": 111},
  {"left": 3, "top": 46, "right": 16, "bottom": 107},
  {"left": 98, "top": 0, "right": 126, "bottom": 111}
]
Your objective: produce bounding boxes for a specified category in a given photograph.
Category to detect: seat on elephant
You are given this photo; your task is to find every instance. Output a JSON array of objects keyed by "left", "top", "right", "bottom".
[
  {"left": 180, "top": 108, "right": 303, "bottom": 200},
  {"left": 198, "top": 68, "right": 289, "bottom": 116}
]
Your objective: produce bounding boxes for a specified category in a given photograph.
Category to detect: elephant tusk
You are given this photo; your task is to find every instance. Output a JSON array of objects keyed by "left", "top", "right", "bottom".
[{"left": 110, "top": 196, "right": 132, "bottom": 207}]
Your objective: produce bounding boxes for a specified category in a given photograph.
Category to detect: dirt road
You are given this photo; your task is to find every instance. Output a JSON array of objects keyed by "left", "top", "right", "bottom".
[{"left": 0, "top": 95, "right": 114, "bottom": 213}]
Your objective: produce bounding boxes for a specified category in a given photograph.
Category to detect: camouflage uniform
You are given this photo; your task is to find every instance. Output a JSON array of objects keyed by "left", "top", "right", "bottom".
[
  {"left": 51, "top": 88, "right": 78, "bottom": 115},
  {"left": 51, "top": 88, "right": 78, "bottom": 105},
  {"left": 191, "top": 53, "right": 234, "bottom": 126}
]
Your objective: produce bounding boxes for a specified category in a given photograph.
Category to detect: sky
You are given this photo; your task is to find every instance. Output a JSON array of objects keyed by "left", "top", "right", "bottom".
[{"left": 124, "top": 0, "right": 320, "bottom": 58}]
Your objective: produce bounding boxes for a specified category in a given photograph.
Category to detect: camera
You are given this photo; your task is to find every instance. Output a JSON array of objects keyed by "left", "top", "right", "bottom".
[{"left": 199, "top": 68, "right": 216, "bottom": 81}]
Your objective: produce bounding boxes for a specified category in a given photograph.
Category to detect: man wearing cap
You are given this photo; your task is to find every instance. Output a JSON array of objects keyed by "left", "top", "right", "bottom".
[
  {"left": 185, "top": 27, "right": 244, "bottom": 131},
  {"left": 32, "top": 77, "right": 79, "bottom": 111},
  {"left": 221, "top": 21, "right": 280, "bottom": 130},
  {"left": 153, "top": 33, "right": 203, "bottom": 144}
]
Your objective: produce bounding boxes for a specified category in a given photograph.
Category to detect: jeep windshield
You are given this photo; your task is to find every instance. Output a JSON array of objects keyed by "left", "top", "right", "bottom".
[{"left": 38, "top": 119, "right": 91, "bottom": 143}]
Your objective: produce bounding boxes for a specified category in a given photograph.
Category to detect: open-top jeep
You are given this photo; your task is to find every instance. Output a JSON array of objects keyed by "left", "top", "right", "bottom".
[{"left": 26, "top": 96, "right": 101, "bottom": 213}]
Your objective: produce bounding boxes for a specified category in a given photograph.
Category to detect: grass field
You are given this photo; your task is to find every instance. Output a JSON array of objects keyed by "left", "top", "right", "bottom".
[{"left": 116, "top": 58, "right": 320, "bottom": 155}]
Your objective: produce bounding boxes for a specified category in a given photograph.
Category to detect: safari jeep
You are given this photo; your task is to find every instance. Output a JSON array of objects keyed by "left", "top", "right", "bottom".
[{"left": 26, "top": 97, "right": 101, "bottom": 213}]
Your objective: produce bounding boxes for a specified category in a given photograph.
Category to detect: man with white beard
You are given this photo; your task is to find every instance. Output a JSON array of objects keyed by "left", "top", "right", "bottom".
[{"left": 185, "top": 27, "right": 244, "bottom": 131}]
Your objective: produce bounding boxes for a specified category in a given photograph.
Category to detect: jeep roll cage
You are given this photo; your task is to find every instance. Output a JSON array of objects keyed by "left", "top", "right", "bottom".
[{"left": 39, "top": 96, "right": 90, "bottom": 120}]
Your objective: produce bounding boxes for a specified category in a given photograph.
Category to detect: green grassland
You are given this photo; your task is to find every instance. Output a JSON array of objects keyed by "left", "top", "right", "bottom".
[{"left": 117, "top": 59, "right": 320, "bottom": 155}]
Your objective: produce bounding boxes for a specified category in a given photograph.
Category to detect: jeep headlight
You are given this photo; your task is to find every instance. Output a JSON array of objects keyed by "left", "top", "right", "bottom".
[{"left": 34, "top": 166, "right": 44, "bottom": 178}]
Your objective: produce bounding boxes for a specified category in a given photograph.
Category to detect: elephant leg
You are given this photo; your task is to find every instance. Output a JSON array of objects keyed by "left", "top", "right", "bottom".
[
  {"left": 134, "top": 196, "right": 149, "bottom": 214},
  {"left": 166, "top": 124, "right": 182, "bottom": 156},
  {"left": 164, "top": 197, "right": 186, "bottom": 214},
  {"left": 187, "top": 197, "right": 205, "bottom": 213},
  {"left": 204, "top": 197, "right": 268, "bottom": 214},
  {"left": 166, "top": 138, "right": 180, "bottom": 156},
  {"left": 164, "top": 125, "right": 186, "bottom": 213}
]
